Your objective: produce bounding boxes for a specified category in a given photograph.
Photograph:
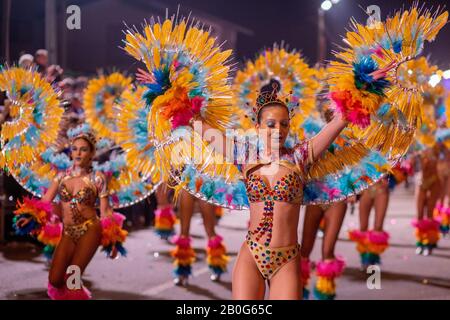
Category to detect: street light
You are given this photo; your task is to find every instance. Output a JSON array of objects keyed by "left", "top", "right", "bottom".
[
  {"left": 321, "top": 0, "right": 333, "bottom": 11},
  {"left": 318, "top": 0, "right": 343, "bottom": 63}
]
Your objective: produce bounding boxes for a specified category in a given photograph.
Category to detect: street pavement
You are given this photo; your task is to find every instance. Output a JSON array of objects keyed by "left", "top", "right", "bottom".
[{"left": 0, "top": 184, "right": 449, "bottom": 300}]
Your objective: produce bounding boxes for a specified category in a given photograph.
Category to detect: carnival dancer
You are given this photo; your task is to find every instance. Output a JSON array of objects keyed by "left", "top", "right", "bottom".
[
  {"left": 14, "top": 125, "right": 127, "bottom": 299},
  {"left": 120, "top": 6, "right": 447, "bottom": 299}
]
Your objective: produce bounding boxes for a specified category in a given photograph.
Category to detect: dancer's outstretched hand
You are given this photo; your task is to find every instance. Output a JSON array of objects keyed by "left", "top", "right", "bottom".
[
  {"left": 135, "top": 68, "right": 153, "bottom": 83},
  {"left": 16, "top": 217, "right": 32, "bottom": 228},
  {"left": 370, "top": 61, "right": 397, "bottom": 80}
]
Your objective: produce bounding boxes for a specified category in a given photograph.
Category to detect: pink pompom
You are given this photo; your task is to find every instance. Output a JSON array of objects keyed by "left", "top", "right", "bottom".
[
  {"left": 207, "top": 235, "right": 224, "bottom": 249},
  {"left": 367, "top": 230, "right": 389, "bottom": 245},
  {"left": 347, "top": 109, "right": 371, "bottom": 128},
  {"left": 190, "top": 96, "right": 205, "bottom": 114},
  {"left": 101, "top": 212, "right": 126, "bottom": 229},
  {"left": 41, "top": 221, "right": 63, "bottom": 238},
  {"left": 330, "top": 90, "right": 370, "bottom": 129},
  {"left": 348, "top": 229, "right": 367, "bottom": 242},
  {"left": 47, "top": 283, "right": 68, "bottom": 300},
  {"left": 445, "top": 207, "right": 450, "bottom": 216},
  {"left": 170, "top": 108, "right": 193, "bottom": 129},
  {"left": 315, "top": 257, "right": 346, "bottom": 278},
  {"left": 155, "top": 206, "right": 175, "bottom": 218},
  {"left": 412, "top": 219, "right": 440, "bottom": 231},
  {"left": 171, "top": 235, "right": 192, "bottom": 248},
  {"left": 112, "top": 212, "right": 125, "bottom": 226},
  {"left": 48, "top": 280, "right": 91, "bottom": 300},
  {"left": 29, "top": 198, "right": 52, "bottom": 214},
  {"left": 66, "top": 286, "right": 91, "bottom": 300}
]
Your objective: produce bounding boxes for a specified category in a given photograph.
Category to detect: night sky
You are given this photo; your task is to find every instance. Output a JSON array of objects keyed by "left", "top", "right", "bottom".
[{"left": 2, "top": 0, "right": 450, "bottom": 72}]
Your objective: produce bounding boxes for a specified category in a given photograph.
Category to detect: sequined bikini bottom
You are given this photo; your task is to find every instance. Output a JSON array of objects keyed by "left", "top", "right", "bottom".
[
  {"left": 64, "top": 217, "right": 99, "bottom": 243},
  {"left": 246, "top": 232, "right": 300, "bottom": 280}
]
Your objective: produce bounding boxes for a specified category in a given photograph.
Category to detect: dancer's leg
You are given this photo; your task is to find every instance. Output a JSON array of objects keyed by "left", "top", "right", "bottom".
[
  {"left": 232, "top": 243, "right": 265, "bottom": 299},
  {"left": 322, "top": 202, "right": 347, "bottom": 259}
]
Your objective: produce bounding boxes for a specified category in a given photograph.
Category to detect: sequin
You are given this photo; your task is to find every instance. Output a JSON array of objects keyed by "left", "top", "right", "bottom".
[
  {"left": 246, "top": 233, "right": 300, "bottom": 280},
  {"left": 246, "top": 172, "right": 302, "bottom": 247}
]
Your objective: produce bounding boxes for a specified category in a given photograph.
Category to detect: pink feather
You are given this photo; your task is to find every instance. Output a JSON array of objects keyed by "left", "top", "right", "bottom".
[
  {"left": 367, "top": 230, "right": 389, "bottom": 245},
  {"left": 412, "top": 219, "right": 440, "bottom": 231},
  {"left": 315, "top": 257, "right": 346, "bottom": 278},
  {"left": 207, "top": 235, "right": 224, "bottom": 249},
  {"left": 171, "top": 235, "right": 192, "bottom": 248}
]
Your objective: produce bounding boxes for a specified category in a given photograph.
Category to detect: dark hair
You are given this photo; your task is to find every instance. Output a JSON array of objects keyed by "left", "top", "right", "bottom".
[
  {"left": 260, "top": 78, "right": 281, "bottom": 95},
  {"left": 256, "top": 78, "right": 287, "bottom": 123}
]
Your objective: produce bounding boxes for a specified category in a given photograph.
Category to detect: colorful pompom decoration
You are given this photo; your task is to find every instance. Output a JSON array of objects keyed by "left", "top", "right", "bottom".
[
  {"left": 154, "top": 205, "right": 177, "bottom": 240},
  {"left": 206, "top": 235, "right": 229, "bottom": 277},
  {"left": 330, "top": 89, "right": 371, "bottom": 129},
  {"left": 47, "top": 282, "right": 92, "bottom": 300},
  {"left": 348, "top": 229, "right": 389, "bottom": 267},
  {"left": 365, "top": 230, "right": 390, "bottom": 265},
  {"left": 100, "top": 212, "right": 128, "bottom": 259},
  {"left": 13, "top": 197, "right": 52, "bottom": 236},
  {"left": 171, "top": 235, "right": 196, "bottom": 278},
  {"left": 313, "top": 257, "right": 346, "bottom": 300},
  {"left": 412, "top": 219, "right": 440, "bottom": 252},
  {"left": 37, "top": 216, "right": 63, "bottom": 260},
  {"left": 433, "top": 204, "right": 450, "bottom": 236}
]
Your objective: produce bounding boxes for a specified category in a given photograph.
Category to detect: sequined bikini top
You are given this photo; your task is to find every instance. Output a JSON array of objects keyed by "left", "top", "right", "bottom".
[
  {"left": 246, "top": 171, "right": 303, "bottom": 204},
  {"left": 58, "top": 175, "right": 98, "bottom": 207},
  {"left": 242, "top": 142, "right": 310, "bottom": 204}
]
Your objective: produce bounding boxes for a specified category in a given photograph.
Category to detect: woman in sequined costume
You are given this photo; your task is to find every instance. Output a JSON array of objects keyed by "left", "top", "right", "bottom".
[
  {"left": 192, "top": 70, "right": 391, "bottom": 299},
  {"left": 16, "top": 131, "right": 112, "bottom": 299}
]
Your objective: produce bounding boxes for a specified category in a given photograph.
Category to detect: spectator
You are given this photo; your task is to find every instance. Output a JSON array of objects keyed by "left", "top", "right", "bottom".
[
  {"left": 74, "top": 76, "right": 88, "bottom": 93},
  {"left": 59, "top": 77, "right": 75, "bottom": 101},
  {"left": 0, "top": 98, "right": 11, "bottom": 125},
  {"left": 18, "top": 54, "right": 34, "bottom": 68},
  {"left": 45, "top": 64, "right": 63, "bottom": 84},
  {"left": 34, "top": 49, "right": 48, "bottom": 74}
]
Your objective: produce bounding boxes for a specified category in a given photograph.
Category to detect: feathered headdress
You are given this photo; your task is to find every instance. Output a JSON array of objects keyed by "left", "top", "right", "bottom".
[
  {"left": 234, "top": 44, "right": 318, "bottom": 126},
  {"left": 67, "top": 123, "right": 97, "bottom": 149}
]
